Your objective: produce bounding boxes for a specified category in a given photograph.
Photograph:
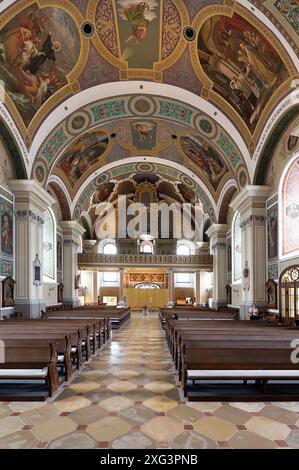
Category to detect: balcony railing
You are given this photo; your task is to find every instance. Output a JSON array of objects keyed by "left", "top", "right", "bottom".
[{"left": 78, "top": 253, "right": 213, "bottom": 269}]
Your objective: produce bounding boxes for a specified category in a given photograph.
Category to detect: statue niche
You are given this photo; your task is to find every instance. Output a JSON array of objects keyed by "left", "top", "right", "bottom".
[
  {"left": 57, "top": 283, "right": 64, "bottom": 303},
  {"left": 2, "top": 277, "right": 15, "bottom": 308},
  {"left": 226, "top": 284, "right": 232, "bottom": 305},
  {"left": 265, "top": 279, "right": 277, "bottom": 309}
]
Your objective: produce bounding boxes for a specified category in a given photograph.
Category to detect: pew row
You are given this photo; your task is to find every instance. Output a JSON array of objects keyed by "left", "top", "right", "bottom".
[
  {"left": 0, "top": 340, "right": 58, "bottom": 400},
  {"left": 0, "top": 317, "right": 110, "bottom": 400},
  {"left": 44, "top": 307, "right": 130, "bottom": 330},
  {"left": 164, "top": 318, "right": 299, "bottom": 400}
]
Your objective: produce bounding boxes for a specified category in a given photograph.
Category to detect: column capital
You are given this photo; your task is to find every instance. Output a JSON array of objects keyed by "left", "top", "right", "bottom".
[
  {"left": 60, "top": 221, "right": 86, "bottom": 240},
  {"left": 206, "top": 224, "right": 228, "bottom": 239},
  {"left": 83, "top": 240, "right": 97, "bottom": 252},
  {"left": 196, "top": 242, "right": 209, "bottom": 254},
  {"left": 230, "top": 185, "right": 271, "bottom": 213},
  {"left": 8, "top": 180, "right": 55, "bottom": 212}
]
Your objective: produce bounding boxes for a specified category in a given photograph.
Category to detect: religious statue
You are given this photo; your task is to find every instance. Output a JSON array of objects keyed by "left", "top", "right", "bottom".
[
  {"left": 249, "top": 304, "right": 259, "bottom": 320},
  {"left": 243, "top": 261, "right": 250, "bottom": 290}
]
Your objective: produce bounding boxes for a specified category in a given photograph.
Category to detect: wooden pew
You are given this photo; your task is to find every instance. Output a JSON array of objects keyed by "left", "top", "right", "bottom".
[
  {"left": 3, "top": 319, "right": 104, "bottom": 359},
  {"left": 43, "top": 312, "right": 110, "bottom": 342},
  {"left": 180, "top": 340, "right": 299, "bottom": 400},
  {"left": 175, "top": 330, "right": 299, "bottom": 371},
  {"left": 0, "top": 332, "right": 77, "bottom": 381},
  {"left": 44, "top": 305, "right": 131, "bottom": 330},
  {"left": 0, "top": 339, "right": 58, "bottom": 400}
]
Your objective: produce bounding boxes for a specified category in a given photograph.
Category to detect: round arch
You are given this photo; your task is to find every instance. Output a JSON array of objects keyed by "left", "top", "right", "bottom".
[
  {"left": 29, "top": 81, "right": 252, "bottom": 175},
  {"left": 68, "top": 156, "right": 218, "bottom": 220}
]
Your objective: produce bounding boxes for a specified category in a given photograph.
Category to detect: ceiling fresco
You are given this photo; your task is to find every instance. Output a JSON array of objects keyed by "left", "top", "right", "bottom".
[
  {"left": 79, "top": 169, "right": 208, "bottom": 236},
  {"left": 0, "top": 0, "right": 298, "bottom": 224},
  {"left": 0, "top": 0, "right": 297, "bottom": 143},
  {"left": 197, "top": 13, "right": 288, "bottom": 133},
  {"left": 0, "top": 0, "right": 89, "bottom": 136},
  {"left": 32, "top": 94, "right": 246, "bottom": 205},
  {"left": 54, "top": 129, "right": 111, "bottom": 192},
  {"left": 70, "top": 160, "right": 219, "bottom": 221}
]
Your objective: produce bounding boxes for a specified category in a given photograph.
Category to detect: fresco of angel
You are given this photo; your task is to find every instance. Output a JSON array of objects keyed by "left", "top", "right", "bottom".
[{"left": 117, "top": 1, "right": 158, "bottom": 45}]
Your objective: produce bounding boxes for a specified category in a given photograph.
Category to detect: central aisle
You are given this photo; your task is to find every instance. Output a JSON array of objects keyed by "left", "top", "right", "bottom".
[{"left": 0, "top": 312, "right": 298, "bottom": 449}]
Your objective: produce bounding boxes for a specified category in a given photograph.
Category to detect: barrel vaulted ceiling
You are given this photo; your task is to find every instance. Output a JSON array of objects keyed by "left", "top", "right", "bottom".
[{"left": 0, "top": 0, "right": 298, "bottom": 221}]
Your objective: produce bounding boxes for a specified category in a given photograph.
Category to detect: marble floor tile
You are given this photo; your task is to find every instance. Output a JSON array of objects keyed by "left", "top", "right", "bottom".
[
  {"left": 142, "top": 417, "right": 184, "bottom": 441},
  {"left": 99, "top": 396, "right": 134, "bottom": 413},
  {"left": 193, "top": 416, "right": 236, "bottom": 441},
  {"left": 0, "top": 431, "right": 38, "bottom": 449},
  {"left": 171, "top": 431, "right": 218, "bottom": 449},
  {"left": 0, "top": 416, "right": 24, "bottom": 439},
  {"left": 48, "top": 432, "right": 96, "bottom": 449},
  {"left": 87, "top": 417, "right": 131, "bottom": 441},
  {"left": 143, "top": 395, "right": 178, "bottom": 413},
  {"left": 31, "top": 417, "right": 77, "bottom": 442},
  {"left": 246, "top": 416, "right": 290, "bottom": 441},
  {"left": 54, "top": 396, "right": 91, "bottom": 413},
  {"left": 228, "top": 431, "right": 277, "bottom": 449},
  {"left": 259, "top": 405, "right": 299, "bottom": 425}
]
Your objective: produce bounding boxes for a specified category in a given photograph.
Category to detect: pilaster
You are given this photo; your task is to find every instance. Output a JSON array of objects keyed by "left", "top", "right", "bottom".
[
  {"left": 230, "top": 186, "right": 270, "bottom": 319},
  {"left": 61, "top": 221, "right": 86, "bottom": 306},
  {"left": 206, "top": 224, "right": 228, "bottom": 309},
  {"left": 8, "top": 180, "right": 55, "bottom": 317}
]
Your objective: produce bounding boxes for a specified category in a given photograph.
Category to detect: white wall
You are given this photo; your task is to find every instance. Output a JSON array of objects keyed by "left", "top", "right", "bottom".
[
  {"left": 43, "top": 282, "right": 59, "bottom": 306},
  {"left": 232, "top": 284, "right": 242, "bottom": 307},
  {"left": 200, "top": 272, "right": 213, "bottom": 305}
]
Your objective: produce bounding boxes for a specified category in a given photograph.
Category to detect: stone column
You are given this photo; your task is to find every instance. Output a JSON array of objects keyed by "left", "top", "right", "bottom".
[
  {"left": 8, "top": 180, "right": 55, "bottom": 318},
  {"left": 61, "top": 221, "right": 86, "bottom": 307},
  {"left": 93, "top": 270, "right": 99, "bottom": 304},
  {"left": 230, "top": 186, "right": 270, "bottom": 320},
  {"left": 167, "top": 268, "right": 174, "bottom": 307},
  {"left": 118, "top": 267, "right": 126, "bottom": 307},
  {"left": 206, "top": 224, "right": 228, "bottom": 310},
  {"left": 194, "top": 270, "right": 201, "bottom": 305}
]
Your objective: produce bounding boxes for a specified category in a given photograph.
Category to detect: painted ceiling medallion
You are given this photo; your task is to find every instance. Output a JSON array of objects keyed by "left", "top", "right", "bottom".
[{"left": 89, "top": 0, "right": 189, "bottom": 80}]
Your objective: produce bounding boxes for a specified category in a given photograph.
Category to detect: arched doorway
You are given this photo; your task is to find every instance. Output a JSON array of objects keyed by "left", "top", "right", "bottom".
[{"left": 279, "top": 265, "right": 299, "bottom": 326}]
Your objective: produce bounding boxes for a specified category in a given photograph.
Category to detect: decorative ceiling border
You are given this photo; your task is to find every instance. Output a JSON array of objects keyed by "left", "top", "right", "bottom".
[
  {"left": 243, "top": 0, "right": 299, "bottom": 57},
  {"left": 0, "top": 102, "right": 29, "bottom": 170},
  {"left": 0, "top": 0, "right": 90, "bottom": 142},
  {"left": 253, "top": 88, "right": 299, "bottom": 163}
]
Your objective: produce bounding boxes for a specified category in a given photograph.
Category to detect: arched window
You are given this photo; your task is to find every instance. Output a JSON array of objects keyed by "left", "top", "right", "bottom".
[
  {"left": 176, "top": 240, "right": 195, "bottom": 256},
  {"left": 280, "top": 156, "right": 299, "bottom": 258},
  {"left": 142, "top": 243, "right": 153, "bottom": 254},
  {"left": 177, "top": 244, "right": 191, "bottom": 256},
  {"left": 139, "top": 240, "right": 154, "bottom": 254},
  {"left": 103, "top": 243, "right": 117, "bottom": 255},
  {"left": 232, "top": 212, "right": 242, "bottom": 283},
  {"left": 135, "top": 283, "right": 160, "bottom": 289},
  {"left": 43, "top": 208, "right": 56, "bottom": 281}
]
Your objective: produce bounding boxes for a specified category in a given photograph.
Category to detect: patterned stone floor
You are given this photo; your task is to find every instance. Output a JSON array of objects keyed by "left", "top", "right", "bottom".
[{"left": 0, "top": 312, "right": 299, "bottom": 449}]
